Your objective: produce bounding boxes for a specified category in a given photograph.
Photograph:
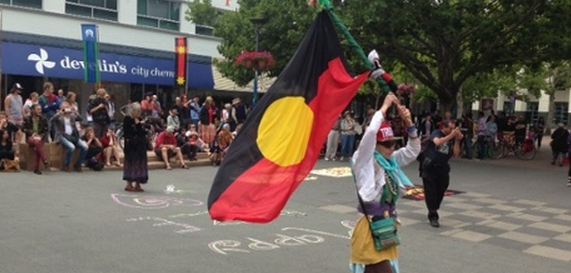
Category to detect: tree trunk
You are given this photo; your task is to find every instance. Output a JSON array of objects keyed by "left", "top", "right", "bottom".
[
  {"left": 546, "top": 93, "right": 556, "bottom": 134},
  {"left": 456, "top": 90, "right": 464, "bottom": 119}
]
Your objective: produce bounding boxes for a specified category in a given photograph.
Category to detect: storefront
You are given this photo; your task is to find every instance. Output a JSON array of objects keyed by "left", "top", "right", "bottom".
[{"left": 0, "top": 33, "right": 215, "bottom": 118}]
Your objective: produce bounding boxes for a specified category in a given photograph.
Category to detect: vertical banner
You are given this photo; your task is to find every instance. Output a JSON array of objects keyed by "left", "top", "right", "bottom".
[
  {"left": 81, "top": 24, "right": 100, "bottom": 84},
  {"left": 175, "top": 37, "right": 188, "bottom": 88}
]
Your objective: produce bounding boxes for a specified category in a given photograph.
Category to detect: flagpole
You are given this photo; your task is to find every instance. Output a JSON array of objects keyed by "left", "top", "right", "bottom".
[
  {"left": 317, "top": 1, "right": 393, "bottom": 95},
  {"left": 251, "top": 17, "right": 267, "bottom": 107}
]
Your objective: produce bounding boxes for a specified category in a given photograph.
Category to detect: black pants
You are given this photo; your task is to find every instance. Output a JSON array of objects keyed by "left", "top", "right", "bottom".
[{"left": 422, "top": 172, "right": 450, "bottom": 220}]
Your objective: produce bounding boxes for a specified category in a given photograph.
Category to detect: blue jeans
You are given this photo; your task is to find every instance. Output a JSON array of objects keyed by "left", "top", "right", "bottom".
[
  {"left": 340, "top": 134, "right": 355, "bottom": 157},
  {"left": 58, "top": 137, "right": 88, "bottom": 167}
]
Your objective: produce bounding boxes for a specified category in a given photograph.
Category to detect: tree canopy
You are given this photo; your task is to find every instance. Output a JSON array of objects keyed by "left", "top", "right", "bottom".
[{"left": 189, "top": 0, "right": 571, "bottom": 111}]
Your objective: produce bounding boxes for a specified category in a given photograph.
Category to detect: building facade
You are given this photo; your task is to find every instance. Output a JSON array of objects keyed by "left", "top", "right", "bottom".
[
  {"left": 472, "top": 88, "right": 571, "bottom": 125},
  {"left": 0, "top": 0, "right": 241, "bottom": 114}
]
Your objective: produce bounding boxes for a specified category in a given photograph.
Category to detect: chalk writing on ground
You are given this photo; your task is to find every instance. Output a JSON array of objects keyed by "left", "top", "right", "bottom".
[
  {"left": 208, "top": 226, "right": 351, "bottom": 255},
  {"left": 126, "top": 217, "right": 201, "bottom": 234},
  {"left": 111, "top": 193, "right": 203, "bottom": 209}
]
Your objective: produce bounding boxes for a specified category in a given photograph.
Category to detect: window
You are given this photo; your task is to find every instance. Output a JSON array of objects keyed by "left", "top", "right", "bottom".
[
  {"left": 137, "top": 0, "right": 180, "bottom": 31},
  {"left": 195, "top": 25, "right": 214, "bottom": 36},
  {"left": 526, "top": 102, "right": 539, "bottom": 123},
  {"left": 65, "top": 0, "right": 118, "bottom": 21},
  {"left": 554, "top": 103, "right": 568, "bottom": 125},
  {"left": 0, "top": 0, "right": 42, "bottom": 9}
]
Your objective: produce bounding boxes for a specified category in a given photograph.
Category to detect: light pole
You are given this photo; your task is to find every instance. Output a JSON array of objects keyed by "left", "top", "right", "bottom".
[{"left": 250, "top": 17, "right": 267, "bottom": 106}]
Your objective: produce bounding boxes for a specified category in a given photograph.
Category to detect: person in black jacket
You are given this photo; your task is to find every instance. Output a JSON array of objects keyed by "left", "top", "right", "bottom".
[
  {"left": 550, "top": 123, "right": 569, "bottom": 166},
  {"left": 88, "top": 88, "right": 110, "bottom": 138}
]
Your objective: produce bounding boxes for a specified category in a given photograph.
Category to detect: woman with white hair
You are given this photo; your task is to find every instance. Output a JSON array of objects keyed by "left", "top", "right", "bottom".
[{"left": 122, "top": 102, "right": 148, "bottom": 192}]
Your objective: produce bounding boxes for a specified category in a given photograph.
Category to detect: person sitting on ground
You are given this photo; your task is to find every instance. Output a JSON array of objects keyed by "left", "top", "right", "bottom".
[
  {"left": 82, "top": 127, "right": 104, "bottom": 171},
  {"left": 101, "top": 128, "right": 123, "bottom": 167},
  {"left": 23, "top": 104, "right": 49, "bottom": 175},
  {"left": 155, "top": 125, "right": 187, "bottom": 170}
]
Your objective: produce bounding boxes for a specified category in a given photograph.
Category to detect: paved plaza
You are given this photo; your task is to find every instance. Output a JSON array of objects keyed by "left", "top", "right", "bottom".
[{"left": 1, "top": 147, "right": 570, "bottom": 273}]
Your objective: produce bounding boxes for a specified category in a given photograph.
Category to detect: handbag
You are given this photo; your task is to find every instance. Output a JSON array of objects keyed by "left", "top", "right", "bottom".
[{"left": 353, "top": 171, "right": 400, "bottom": 251}]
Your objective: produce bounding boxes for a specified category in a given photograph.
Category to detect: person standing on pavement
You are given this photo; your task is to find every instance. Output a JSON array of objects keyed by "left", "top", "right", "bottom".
[
  {"left": 535, "top": 117, "right": 545, "bottom": 148},
  {"left": 350, "top": 94, "right": 420, "bottom": 273},
  {"left": 476, "top": 111, "right": 487, "bottom": 160},
  {"left": 340, "top": 111, "right": 357, "bottom": 160},
  {"left": 550, "top": 123, "right": 569, "bottom": 166},
  {"left": 88, "top": 88, "right": 110, "bottom": 138},
  {"left": 420, "top": 119, "right": 463, "bottom": 227},
  {"left": 122, "top": 103, "right": 148, "bottom": 192},
  {"left": 325, "top": 115, "right": 341, "bottom": 161},
  {"left": 4, "top": 83, "right": 25, "bottom": 127},
  {"left": 460, "top": 113, "right": 474, "bottom": 159}
]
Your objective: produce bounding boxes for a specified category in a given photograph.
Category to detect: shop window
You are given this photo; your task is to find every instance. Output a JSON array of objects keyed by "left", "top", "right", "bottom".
[
  {"left": 66, "top": 0, "right": 118, "bottom": 21},
  {"left": 0, "top": 0, "right": 42, "bottom": 9},
  {"left": 137, "top": 0, "right": 180, "bottom": 31},
  {"left": 526, "top": 102, "right": 539, "bottom": 123},
  {"left": 554, "top": 103, "right": 569, "bottom": 125}
]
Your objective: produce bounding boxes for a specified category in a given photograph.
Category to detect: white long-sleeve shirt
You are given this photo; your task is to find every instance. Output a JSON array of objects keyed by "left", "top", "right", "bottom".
[{"left": 351, "top": 111, "right": 421, "bottom": 202}]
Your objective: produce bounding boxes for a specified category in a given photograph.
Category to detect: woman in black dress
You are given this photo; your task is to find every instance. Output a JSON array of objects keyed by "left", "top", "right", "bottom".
[{"left": 122, "top": 102, "right": 148, "bottom": 192}]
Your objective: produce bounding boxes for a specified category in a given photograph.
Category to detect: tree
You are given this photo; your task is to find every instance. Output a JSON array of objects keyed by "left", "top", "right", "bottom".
[
  {"left": 191, "top": 0, "right": 571, "bottom": 107},
  {"left": 340, "top": 0, "right": 571, "bottom": 113},
  {"left": 186, "top": 0, "right": 222, "bottom": 27},
  {"left": 518, "top": 62, "right": 571, "bottom": 129},
  {"left": 204, "top": 0, "right": 317, "bottom": 86}
]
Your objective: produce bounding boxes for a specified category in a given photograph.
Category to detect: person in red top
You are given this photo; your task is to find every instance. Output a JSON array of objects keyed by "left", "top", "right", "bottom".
[
  {"left": 155, "top": 125, "right": 187, "bottom": 170},
  {"left": 101, "top": 128, "right": 123, "bottom": 167}
]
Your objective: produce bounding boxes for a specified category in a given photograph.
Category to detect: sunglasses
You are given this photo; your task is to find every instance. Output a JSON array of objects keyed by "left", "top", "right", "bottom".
[{"left": 377, "top": 140, "right": 397, "bottom": 149}]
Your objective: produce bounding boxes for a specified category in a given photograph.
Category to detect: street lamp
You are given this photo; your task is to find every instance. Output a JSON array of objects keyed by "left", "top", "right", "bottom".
[{"left": 250, "top": 16, "right": 268, "bottom": 106}]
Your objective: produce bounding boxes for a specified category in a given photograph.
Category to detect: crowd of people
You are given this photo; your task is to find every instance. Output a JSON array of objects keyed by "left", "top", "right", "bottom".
[{"left": 0, "top": 81, "right": 248, "bottom": 179}]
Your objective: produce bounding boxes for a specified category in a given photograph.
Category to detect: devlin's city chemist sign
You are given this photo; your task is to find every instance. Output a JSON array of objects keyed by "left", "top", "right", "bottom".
[{"left": 1, "top": 42, "right": 196, "bottom": 86}]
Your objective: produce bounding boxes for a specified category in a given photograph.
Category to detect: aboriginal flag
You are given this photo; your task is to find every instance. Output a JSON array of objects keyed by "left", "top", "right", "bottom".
[
  {"left": 175, "top": 37, "right": 188, "bottom": 87},
  {"left": 207, "top": 11, "right": 369, "bottom": 223}
]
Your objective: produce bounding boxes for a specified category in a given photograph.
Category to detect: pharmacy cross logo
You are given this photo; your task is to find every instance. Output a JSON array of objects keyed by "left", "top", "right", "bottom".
[{"left": 27, "top": 48, "right": 56, "bottom": 75}]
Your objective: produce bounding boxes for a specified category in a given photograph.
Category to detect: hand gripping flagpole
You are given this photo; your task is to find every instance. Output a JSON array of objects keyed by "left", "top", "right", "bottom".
[{"left": 315, "top": 0, "right": 394, "bottom": 95}]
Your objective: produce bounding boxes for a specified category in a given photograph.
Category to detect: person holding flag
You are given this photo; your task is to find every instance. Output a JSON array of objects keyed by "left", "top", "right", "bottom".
[{"left": 350, "top": 93, "right": 421, "bottom": 273}]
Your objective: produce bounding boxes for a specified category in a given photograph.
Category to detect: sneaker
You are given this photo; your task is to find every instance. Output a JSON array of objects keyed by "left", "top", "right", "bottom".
[
  {"left": 324, "top": 157, "right": 330, "bottom": 161},
  {"left": 332, "top": 157, "right": 336, "bottom": 161},
  {"left": 568, "top": 181, "right": 571, "bottom": 187},
  {"left": 33, "top": 169, "right": 42, "bottom": 175},
  {"left": 340, "top": 156, "right": 344, "bottom": 161}
]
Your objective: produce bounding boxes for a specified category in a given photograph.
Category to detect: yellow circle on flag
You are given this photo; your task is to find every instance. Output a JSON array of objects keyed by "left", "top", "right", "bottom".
[{"left": 257, "top": 97, "right": 314, "bottom": 167}]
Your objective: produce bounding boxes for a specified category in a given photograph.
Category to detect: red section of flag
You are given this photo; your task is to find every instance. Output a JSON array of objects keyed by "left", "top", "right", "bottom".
[
  {"left": 175, "top": 37, "right": 187, "bottom": 86},
  {"left": 209, "top": 58, "right": 368, "bottom": 223}
]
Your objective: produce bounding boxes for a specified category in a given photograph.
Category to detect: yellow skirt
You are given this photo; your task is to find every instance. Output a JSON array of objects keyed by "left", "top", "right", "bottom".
[{"left": 351, "top": 216, "right": 399, "bottom": 265}]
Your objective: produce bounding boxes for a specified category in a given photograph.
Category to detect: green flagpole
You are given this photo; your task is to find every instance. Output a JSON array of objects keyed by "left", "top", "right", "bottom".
[{"left": 318, "top": 0, "right": 392, "bottom": 94}]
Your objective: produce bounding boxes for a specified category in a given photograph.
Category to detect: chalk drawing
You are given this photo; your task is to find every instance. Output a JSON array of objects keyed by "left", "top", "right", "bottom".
[
  {"left": 209, "top": 240, "right": 251, "bottom": 255},
  {"left": 169, "top": 210, "right": 209, "bottom": 219},
  {"left": 126, "top": 216, "right": 200, "bottom": 234},
  {"left": 111, "top": 193, "right": 203, "bottom": 209},
  {"left": 208, "top": 226, "right": 350, "bottom": 255}
]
